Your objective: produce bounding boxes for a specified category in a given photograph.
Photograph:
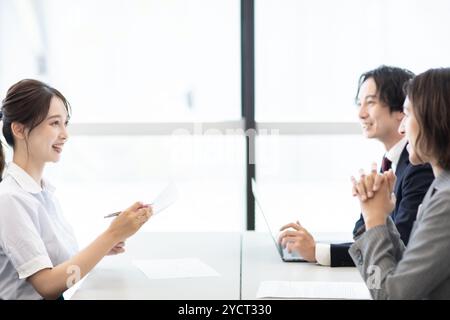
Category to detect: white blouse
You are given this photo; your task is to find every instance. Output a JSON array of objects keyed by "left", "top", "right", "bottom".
[{"left": 0, "top": 162, "right": 78, "bottom": 299}]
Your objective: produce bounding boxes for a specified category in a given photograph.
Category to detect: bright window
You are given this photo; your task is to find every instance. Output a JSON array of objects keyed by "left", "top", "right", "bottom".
[{"left": 256, "top": 0, "right": 450, "bottom": 122}]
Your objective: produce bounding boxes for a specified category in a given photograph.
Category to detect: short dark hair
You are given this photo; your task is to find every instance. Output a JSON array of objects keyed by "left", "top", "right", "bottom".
[
  {"left": 404, "top": 68, "right": 450, "bottom": 170},
  {"left": 0, "top": 79, "right": 71, "bottom": 180},
  {"left": 355, "top": 65, "right": 415, "bottom": 113}
]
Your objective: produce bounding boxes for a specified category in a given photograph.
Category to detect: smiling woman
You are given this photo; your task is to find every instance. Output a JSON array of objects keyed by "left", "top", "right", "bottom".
[
  {"left": 0, "top": 79, "right": 152, "bottom": 299},
  {"left": 0, "top": 80, "right": 70, "bottom": 181},
  {"left": 1, "top": 80, "right": 71, "bottom": 178}
]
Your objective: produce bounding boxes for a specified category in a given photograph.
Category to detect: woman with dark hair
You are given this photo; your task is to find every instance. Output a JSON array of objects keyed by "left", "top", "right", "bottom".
[
  {"left": 351, "top": 68, "right": 450, "bottom": 299},
  {"left": 0, "top": 79, "right": 152, "bottom": 299}
]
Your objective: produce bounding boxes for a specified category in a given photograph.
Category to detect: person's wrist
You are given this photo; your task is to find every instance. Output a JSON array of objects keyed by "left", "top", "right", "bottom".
[
  {"left": 303, "top": 243, "right": 317, "bottom": 262},
  {"left": 309, "top": 243, "right": 317, "bottom": 262},
  {"left": 365, "top": 217, "right": 386, "bottom": 230},
  {"left": 103, "top": 228, "right": 122, "bottom": 245}
]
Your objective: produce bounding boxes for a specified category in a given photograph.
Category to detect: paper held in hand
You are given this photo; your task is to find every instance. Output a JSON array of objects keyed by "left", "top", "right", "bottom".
[{"left": 104, "top": 181, "right": 179, "bottom": 218}]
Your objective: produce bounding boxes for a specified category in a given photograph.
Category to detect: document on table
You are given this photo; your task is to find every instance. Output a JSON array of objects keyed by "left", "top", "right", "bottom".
[
  {"left": 133, "top": 258, "right": 221, "bottom": 280},
  {"left": 151, "top": 181, "right": 179, "bottom": 215},
  {"left": 256, "top": 281, "right": 371, "bottom": 300}
]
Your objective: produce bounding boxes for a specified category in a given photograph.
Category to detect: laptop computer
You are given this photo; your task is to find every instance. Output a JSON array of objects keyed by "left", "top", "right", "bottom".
[{"left": 251, "top": 179, "right": 306, "bottom": 262}]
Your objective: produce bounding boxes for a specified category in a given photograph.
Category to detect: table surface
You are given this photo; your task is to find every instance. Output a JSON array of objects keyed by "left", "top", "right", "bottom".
[
  {"left": 241, "top": 231, "right": 365, "bottom": 299},
  {"left": 71, "top": 232, "right": 241, "bottom": 300},
  {"left": 71, "top": 231, "right": 365, "bottom": 300}
]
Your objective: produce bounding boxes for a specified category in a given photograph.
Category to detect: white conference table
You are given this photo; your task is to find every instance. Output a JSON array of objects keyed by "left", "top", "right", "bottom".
[
  {"left": 71, "top": 232, "right": 241, "bottom": 300},
  {"left": 72, "top": 231, "right": 366, "bottom": 300},
  {"left": 241, "top": 232, "right": 366, "bottom": 299}
]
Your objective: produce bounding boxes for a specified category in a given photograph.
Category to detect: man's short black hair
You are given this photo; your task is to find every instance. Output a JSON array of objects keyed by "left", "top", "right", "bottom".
[{"left": 355, "top": 65, "right": 415, "bottom": 113}]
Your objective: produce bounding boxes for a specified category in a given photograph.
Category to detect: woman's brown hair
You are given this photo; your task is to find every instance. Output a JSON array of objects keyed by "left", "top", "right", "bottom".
[
  {"left": 0, "top": 79, "right": 71, "bottom": 180},
  {"left": 405, "top": 68, "right": 450, "bottom": 170}
]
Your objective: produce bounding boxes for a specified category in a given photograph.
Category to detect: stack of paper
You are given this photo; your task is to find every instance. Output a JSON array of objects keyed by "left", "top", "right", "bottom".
[{"left": 256, "top": 281, "right": 372, "bottom": 300}]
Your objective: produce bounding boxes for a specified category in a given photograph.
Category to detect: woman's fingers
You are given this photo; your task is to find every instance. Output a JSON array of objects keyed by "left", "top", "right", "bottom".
[
  {"left": 351, "top": 176, "right": 358, "bottom": 196},
  {"left": 114, "top": 247, "right": 125, "bottom": 254},
  {"left": 386, "top": 169, "right": 397, "bottom": 194},
  {"left": 390, "top": 192, "right": 397, "bottom": 206},
  {"left": 136, "top": 207, "right": 151, "bottom": 224},
  {"left": 365, "top": 174, "right": 375, "bottom": 198},
  {"left": 351, "top": 163, "right": 396, "bottom": 202},
  {"left": 125, "top": 201, "right": 144, "bottom": 214},
  {"left": 352, "top": 162, "right": 391, "bottom": 199},
  {"left": 356, "top": 169, "right": 368, "bottom": 201},
  {"left": 115, "top": 241, "right": 125, "bottom": 248},
  {"left": 370, "top": 162, "right": 378, "bottom": 175},
  {"left": 110, "top": 245, "right": 126, "bottom": 255},
  {"left": 373, "top": 173, "right": 384, "bottom": 191},
  {"left": 148, "top": 205, "right": 154, "bottom": 218}
]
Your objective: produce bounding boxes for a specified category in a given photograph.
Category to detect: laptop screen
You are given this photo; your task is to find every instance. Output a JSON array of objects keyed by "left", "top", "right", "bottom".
[
  {"left": 251, "top": 179, "right": 283, "bottom": 252},
  {"left": 251, "top": 179, "right": 306, "bottom": 262}
]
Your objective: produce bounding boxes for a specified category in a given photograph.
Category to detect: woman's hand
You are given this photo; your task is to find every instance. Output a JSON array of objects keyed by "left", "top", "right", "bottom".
[
  {"left": 107, "top": 241, "right": 126, "bottom": 255},
  {"left": 352, "top": 163, "right": 378, "bottom": 201},
  {"left": 351, "top": 168, "right": 397, "bottom": 230},
  {"left": 106, "top": 202, "right": 153, "bottom": 243},
  {"left": 352, "top": 163, "right": 396, "bottom": 201}
]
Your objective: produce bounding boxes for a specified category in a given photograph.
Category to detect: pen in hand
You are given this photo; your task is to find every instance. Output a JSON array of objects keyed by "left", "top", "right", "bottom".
[{"left": 104, "top": 204, "right": 151, "bottom": 218}]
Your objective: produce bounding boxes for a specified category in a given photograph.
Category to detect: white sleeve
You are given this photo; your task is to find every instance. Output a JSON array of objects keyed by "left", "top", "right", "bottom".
[
  {"left": 315, "top": 243, "right": 331, "bottom": 266},
  {"left": 0, "top": 194, "right": 53, "bottom": 279}
]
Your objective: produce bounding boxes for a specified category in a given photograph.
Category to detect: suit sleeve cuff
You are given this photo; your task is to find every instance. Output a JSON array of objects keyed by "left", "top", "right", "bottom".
[
  {"left": 349, "top": 224, "right": 391, "bottom": 267},
  {"left": 315, "top": 243, "right": 331, "bottom": 266}
]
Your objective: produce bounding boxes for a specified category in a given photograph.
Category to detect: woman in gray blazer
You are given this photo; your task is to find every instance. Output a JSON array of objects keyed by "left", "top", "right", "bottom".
[{"left": 350, "top": 68, "right": 450, "bottom": 299}]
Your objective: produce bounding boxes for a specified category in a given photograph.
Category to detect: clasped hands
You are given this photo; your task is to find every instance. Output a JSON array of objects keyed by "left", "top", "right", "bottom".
[
  {"left": 277, "top": 162, "right": 397, "bottom": 262},
  {"left": 351, "top": 163, "right": 397, "bottom": 230}
]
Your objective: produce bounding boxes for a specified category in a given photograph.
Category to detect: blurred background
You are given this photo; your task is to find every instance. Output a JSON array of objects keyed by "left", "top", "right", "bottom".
[{"left": 1, "top": 0, "right": 450, "bottom": 247}]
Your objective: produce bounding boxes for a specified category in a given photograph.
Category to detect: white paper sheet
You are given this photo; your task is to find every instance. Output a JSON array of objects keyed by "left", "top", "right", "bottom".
[
  {"left": 132, "top": 258, "right": 220, "bottom": 279},
  {"left": 151, "top": 181, "right": 179, "bottom": 215},
  {"left": 256, "top": 281, "right": 371, "bottom": 300}
]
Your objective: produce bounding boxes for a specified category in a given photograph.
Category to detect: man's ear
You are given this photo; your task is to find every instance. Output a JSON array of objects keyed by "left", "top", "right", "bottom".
[{"left": 11, "top": 122, "right": 27, "bottom": 141}]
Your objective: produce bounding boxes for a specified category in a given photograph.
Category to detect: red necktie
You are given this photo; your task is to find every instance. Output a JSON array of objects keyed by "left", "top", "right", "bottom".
[{"left": 381, "top": 156, "right": 392, "bottom": 173}]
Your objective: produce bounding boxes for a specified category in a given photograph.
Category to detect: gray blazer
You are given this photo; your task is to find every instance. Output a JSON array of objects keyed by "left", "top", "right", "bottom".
[{"left": 349, "top": 169, "right": 450, "bottom": 299}]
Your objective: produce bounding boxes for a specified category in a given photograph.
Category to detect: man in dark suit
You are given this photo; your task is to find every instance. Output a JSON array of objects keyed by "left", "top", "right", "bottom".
[{"left": 278, "top": 66, "right": 434, "bottom": 267}]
